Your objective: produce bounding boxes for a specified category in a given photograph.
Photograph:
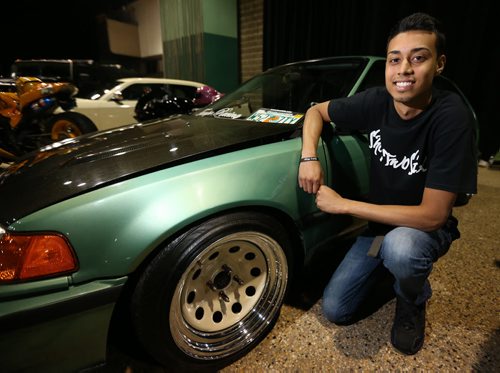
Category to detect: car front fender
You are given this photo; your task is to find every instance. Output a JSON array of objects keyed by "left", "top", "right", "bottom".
[{"left": 10, "top": 138, "right": 317, "bottom": 283}]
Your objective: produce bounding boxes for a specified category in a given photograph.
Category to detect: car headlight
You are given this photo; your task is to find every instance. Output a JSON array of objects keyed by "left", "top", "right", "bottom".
[{"left": 0, "top": 230, "right": 78, "bottom": 283}]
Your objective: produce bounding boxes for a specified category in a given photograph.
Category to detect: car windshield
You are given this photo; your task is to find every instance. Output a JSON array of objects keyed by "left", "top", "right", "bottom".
[
  {"left": 196, "top": 57, "right": 367, "bottom": 124},
  {"left": 82, "top": 80, "right": 123, "bottom": 100}
]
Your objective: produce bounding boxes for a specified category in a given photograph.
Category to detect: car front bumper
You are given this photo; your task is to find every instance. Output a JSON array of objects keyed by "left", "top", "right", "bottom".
[{"left": 0, "top": 276, "right": 126, "bottom": 372}]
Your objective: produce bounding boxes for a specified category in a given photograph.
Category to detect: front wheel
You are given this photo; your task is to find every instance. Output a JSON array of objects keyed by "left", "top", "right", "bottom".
[
  {"left": 131, "top": 212, "right": 293, "bottom": 372},
  {"left": 47, "top": 112, "right": 97, "bottom": 141}
]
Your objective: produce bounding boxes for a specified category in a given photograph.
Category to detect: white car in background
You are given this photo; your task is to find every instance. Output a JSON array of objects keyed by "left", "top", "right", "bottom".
[{"left": 57, "top": 77, "right": 222, "bottom": 134}]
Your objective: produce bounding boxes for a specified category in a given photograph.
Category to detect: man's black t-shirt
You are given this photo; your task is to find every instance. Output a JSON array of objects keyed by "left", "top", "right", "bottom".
[{"left": 328, "top": 87, "right": 477, "bottom": 234}]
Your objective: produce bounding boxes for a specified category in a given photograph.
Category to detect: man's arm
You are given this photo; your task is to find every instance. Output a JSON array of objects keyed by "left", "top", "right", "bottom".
[
  {"left": 315, "top": 185, "right": 457, "bottom": 231},
  {"left": 298, "top": 101, "right": 331, "bottom": 194}
]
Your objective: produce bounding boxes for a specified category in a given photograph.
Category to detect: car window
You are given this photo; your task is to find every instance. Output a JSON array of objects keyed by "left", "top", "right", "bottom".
[
  {"left": 121, "top": 84, "right": 166, "bottom": 100},
  {"left": 119, "top": 83, "right": 198, "bottom": 101},
  {"left": 84, "top": 80, "right": 122, "bottom": 100},
  {"left": 198, "top": 58, "right": 367, "bottom": 122},
  {"left": 357, "top": 60, "right": 385, "bottom": 91},
  {"left": 166, "top": 85, "right": 198, "bottom": 100},
  {"left": 13, "top": 65, "right": 40, "bottom": 77},
  {"left": 433, "top": 75, "right": 477, "bottom": 120},
  {"left": 433, "top": 75, "right": 460, "bottom": 92}
]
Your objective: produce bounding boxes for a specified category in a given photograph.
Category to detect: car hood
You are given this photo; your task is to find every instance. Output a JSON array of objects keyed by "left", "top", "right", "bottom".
[{"left": 0, "top": 114, "right": 300, "bottom": 226}]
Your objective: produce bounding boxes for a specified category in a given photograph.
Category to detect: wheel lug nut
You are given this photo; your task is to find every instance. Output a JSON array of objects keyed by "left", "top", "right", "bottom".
[
  {"left": 219, "top": 291, "right": 230, "bottom": 302},
  {"left": 206, "top": 280, "right": 217, "bottom": 291},
  {"left": 222, "top": 264, "right": 232, "bottom": 274},
  {"left": 233, "top": 275, "right": 244, "bottom": 285}
]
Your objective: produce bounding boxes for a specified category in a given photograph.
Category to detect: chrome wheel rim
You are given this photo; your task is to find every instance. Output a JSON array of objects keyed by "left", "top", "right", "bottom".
[{"left": 169, "top": 231, "right": 288, "bottom": 360}]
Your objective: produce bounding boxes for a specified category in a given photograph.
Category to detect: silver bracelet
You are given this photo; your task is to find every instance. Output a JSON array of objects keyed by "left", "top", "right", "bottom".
[{"left": 300, "top": 156, "right": 320, "bottom": 162}]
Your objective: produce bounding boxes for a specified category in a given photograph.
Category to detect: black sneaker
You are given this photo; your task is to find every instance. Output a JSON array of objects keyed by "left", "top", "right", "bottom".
[{"left": 391, "top": 296, "right": 426, "bottom": 355}]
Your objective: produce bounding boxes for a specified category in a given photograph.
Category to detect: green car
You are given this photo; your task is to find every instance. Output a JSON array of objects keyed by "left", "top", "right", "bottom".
[{"left": 0, "top": 56, "right": 475, "bottom": 372}]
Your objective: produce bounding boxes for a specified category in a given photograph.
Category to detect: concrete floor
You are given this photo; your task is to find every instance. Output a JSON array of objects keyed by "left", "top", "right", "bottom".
[
  {"left": 104, "top": 166, "right": 499, "bottom": 372},
  {"left": 221, "top": 166, "right": 500, "bottom": 372}
]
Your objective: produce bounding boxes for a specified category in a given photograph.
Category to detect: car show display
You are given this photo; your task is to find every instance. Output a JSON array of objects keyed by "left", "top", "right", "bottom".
[
  {"left": 66, "top": 77, "right": 223, "bottom": 132},
  {"left": 0, "top": 56, "right": 478, "bottom": 372},
  {"left": 0, "top": 77, "right": 91, "bottom": 162}
]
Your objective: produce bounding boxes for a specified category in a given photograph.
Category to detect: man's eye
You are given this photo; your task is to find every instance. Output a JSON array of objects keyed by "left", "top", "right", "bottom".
[
  {"left": 412, "top": 55, "right": 426, "bottom": 63},
  {"left": 388, "top": 58, "right": 400, "bottom": 64}
]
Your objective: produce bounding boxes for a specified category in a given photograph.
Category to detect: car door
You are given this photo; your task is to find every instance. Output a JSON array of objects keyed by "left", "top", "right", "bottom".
[
  {"left": 306, "top": 58, "right": 378, "bottom": 201},
  {"left": 322, "top": 58, "right": 386, "bottom": 199}
]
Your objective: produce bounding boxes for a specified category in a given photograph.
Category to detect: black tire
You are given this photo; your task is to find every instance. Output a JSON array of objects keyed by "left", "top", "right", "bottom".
[
  {"left": 47, "top": 112, "right": 97, "bottom": 141},
  {"left": 131, "top": 211, "right": 293, "bottom": 372}
]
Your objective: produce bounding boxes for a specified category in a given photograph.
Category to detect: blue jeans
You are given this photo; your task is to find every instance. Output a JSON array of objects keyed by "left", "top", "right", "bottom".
[{"left": 322, "top": 223, "right": 458, "bottom": 324}]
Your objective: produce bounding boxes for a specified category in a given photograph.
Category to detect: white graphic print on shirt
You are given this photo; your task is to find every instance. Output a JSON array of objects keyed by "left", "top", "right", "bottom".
[{"left": 369, "top": 129, "right": 427, "bottom": 176}]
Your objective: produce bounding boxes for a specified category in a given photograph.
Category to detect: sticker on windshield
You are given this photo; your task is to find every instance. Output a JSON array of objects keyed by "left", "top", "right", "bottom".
[
  {"left": 214, "top": 108, "right": 242, "bottom": 119},
  {"left": 196, "top": 108, "right": 215, "bottom": 117},
  {"left": 246, "top": 108, "right": 303, "bottom": 124}
]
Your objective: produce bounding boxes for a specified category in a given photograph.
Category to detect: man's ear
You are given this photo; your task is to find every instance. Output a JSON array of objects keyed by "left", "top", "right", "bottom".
[{"left": 436, "top": 54, "right": 446, "bottom": 75}]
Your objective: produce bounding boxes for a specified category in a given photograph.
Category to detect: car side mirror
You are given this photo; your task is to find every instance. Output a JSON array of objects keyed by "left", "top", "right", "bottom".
[{"left": 110, "top": 92, "right": 124, "bottom": 102}]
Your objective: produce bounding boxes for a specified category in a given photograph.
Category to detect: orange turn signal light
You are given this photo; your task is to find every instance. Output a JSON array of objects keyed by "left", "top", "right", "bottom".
[{"left": 0, "top": 232, "right": 78, "bottom": 282}]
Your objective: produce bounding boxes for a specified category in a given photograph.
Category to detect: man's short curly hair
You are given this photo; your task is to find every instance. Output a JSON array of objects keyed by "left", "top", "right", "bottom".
[{"left": 387, "top": 12, "right": 446, "bottom": 56}]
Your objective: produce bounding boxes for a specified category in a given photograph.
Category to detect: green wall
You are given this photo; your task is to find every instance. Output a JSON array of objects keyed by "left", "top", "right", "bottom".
[
  {"left": 161, "top": 0, "right": 238, "bottom": 93},
  {"left": 203, "top": 33, "right": 238, "bottom": 93}
]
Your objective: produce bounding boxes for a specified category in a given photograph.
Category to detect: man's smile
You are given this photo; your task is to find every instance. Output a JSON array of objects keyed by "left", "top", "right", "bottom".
[{"left": 394, "top": 80, "right": 415, "bottom": 92}]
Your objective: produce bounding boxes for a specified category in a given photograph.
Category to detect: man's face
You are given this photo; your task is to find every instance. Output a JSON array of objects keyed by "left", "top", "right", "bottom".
[{"left": 385, "top": 30, "right": 445, "bottom": 108}]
